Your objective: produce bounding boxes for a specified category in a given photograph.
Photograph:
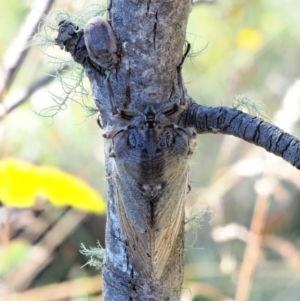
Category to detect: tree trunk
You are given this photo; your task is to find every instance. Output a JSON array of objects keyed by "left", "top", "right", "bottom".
[
  {"left": 55, "top": 0, "right": 300, "bottom": 300},
  {"left": 102, "top": 1, "right": 193, "bottom": 300}
]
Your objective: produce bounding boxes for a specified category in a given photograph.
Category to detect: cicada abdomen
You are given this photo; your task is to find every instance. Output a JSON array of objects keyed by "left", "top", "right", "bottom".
[{"left": 108, "top": 110, "right": 196, "bottom": 279}]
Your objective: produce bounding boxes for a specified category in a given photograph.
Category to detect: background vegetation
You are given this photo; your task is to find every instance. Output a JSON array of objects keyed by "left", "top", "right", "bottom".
[{"left": 1, "top": 0, "right": 300, "bottom": 300}]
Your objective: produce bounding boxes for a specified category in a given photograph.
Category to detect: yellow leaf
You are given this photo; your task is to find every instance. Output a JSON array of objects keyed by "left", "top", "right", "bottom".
[
  {"left": 0, "top": 158, "right": 105, "bottom": 214},
  {"left": 237, "top": 28, "right": 263, "bottom": 52}
]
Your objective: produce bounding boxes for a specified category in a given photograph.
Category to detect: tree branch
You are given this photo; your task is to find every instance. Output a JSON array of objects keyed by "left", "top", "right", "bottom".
[
  {"left": 0, "top": 67, "right": 67, "bottom": 120},
  {"left": 184, "top": 103, "right": 300, "bottom": 169},
  {"left": 0, "top": 0, "right": 55, "bottom": 100}
]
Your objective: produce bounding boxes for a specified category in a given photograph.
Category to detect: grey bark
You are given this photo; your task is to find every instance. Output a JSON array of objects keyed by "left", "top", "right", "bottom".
[
  {"left": 55, "top": 0, "right": 300, "bottom": 300},
  {"left": 181, "top": 103, "right": 300, "bottom": 169}
]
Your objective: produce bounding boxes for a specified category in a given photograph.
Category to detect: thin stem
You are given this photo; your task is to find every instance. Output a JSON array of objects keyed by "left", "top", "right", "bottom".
[
  {"left": 235, "top": 188, "right": 269, "bottom": 301},
  {"left": 0, "top": 0, "right": 55, "bottom": 101}
]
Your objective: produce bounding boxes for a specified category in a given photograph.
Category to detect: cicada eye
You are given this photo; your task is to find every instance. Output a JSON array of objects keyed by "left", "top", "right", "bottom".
[
  {"left": 158, "top": 129, "right": 174, "bottom": 148},
  {"left": 128, "top": 131, "right": 145, "bottom": 149}
]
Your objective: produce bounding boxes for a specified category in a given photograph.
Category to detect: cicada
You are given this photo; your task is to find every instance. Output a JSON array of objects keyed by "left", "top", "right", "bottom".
[{"left": 106, "top": 104, "right": 196, "bottom": 279}]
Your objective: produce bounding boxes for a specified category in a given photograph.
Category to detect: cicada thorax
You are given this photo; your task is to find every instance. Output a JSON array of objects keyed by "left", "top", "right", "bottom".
[{"left": 109, "top": 110, "right": 196, "bottom": 279}]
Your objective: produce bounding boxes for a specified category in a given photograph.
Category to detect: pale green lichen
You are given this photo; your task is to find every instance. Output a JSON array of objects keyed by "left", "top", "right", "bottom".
[
  {"left": 185, "top": 207, "right": 214, "bottom": 251},
  {"left": 34, "top": 4, "right": 107, "bottom": 119},
  {"left": 232, "top": 95, "right": 267, "bottom": 120},
  {"left": 185, "top": 32, "right": 208, "bottom": 61},
  {"left": 80, "top": 241, "right": 105, "bottom": 271}
]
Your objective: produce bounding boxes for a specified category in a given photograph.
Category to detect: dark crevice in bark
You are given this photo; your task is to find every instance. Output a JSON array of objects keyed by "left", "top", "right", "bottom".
[
  {"left": 146, "top": 0, "right": 151, "bottom": 15},
  {"left": 215, "top": 107, "right": 225, "bottom": 129},
  {"left": 242, "top": 116, "right": 254, "bottom": 138},
  {"left": 125, "top": 85, "right": 131, "bottom": 107},
  {"left": 253, "top": 120, "right": 262, "bottom": 143},
  {"left": 282, "top": 139, "right": 293, "bottom": 160},
  {"left": 153, "top": 12, "right": 158, "bottom": 50},
  {"left": 265, "top": 125, "right": 273, "bottom": 151},
  {"left": 224, "top": 113, "right": 243, "bottom": 131},
  {"left": 274, "top": 132, "right": 284, "bottom": 152},
  {"left": 168, "top": 82, "right": 175, "bottom": 102},
  {"left": 107, "top": 0, "right": 113, "bottom": 11},
  {"left": 177, "top": 72, "right": 184, "bottom": 105},
  {"left": 281, "top": 137, "right": 293, "bottom": 155},
  {"left": 124, "top": 69, "right": 131, "bottom": 108}
]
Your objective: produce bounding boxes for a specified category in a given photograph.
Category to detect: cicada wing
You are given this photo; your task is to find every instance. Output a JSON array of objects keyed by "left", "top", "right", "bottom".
[
  {"left": 150, "top": 190, "right": 185, "bottom": 278},
  {"left": 155, "top": 169, "right": 188, "bottom": 230},
  {"left": 149, "top": 168, "right": 188, "bottom": 278},
  {"left": 113, "top": 169, "right": 153, "bottom": 277},
  {"left": 114, "top": 166, "right": 188, "bottom": 279},
  {"left": 115, "top": 185, "right": 153, "bottom": 277},
  {"left": 116, "top": 187, "right": 185, "bottom": 279}
]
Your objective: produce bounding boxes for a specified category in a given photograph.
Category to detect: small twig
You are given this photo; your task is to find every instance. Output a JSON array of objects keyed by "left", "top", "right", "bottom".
[
  {"left": 2, "top": 276, "right": 102, "bottom": 301},
  {"left": 0, "top": 67, "right": 67, "bottom": 120},
  {"left": 235, "top": 180, "right": 271, "bottom": 301},
  {"left": 264, "top": 236, "right": 300, "bottom": 272},
  {"left": 212, "top": 224, "right": 300, "bottom": 274},
  {"left": 4, "top": 209, "right": 87, "bottom": 292},
  {"left": 0, "top": 0, "right": 55, "bottom": 101}
]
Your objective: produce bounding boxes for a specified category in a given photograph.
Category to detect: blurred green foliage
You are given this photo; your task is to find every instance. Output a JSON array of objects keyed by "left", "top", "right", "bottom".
[{"left": 0, "top": 0, "right": 29, "bottom": 54}]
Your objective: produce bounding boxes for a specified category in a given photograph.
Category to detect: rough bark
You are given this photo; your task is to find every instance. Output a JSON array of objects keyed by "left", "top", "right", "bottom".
[
  {"left": 54, "top": 0, "right": 300, "bottom": 300},
  {"left": 182, "top": 103, "right": 300, "bottom": 169}
]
